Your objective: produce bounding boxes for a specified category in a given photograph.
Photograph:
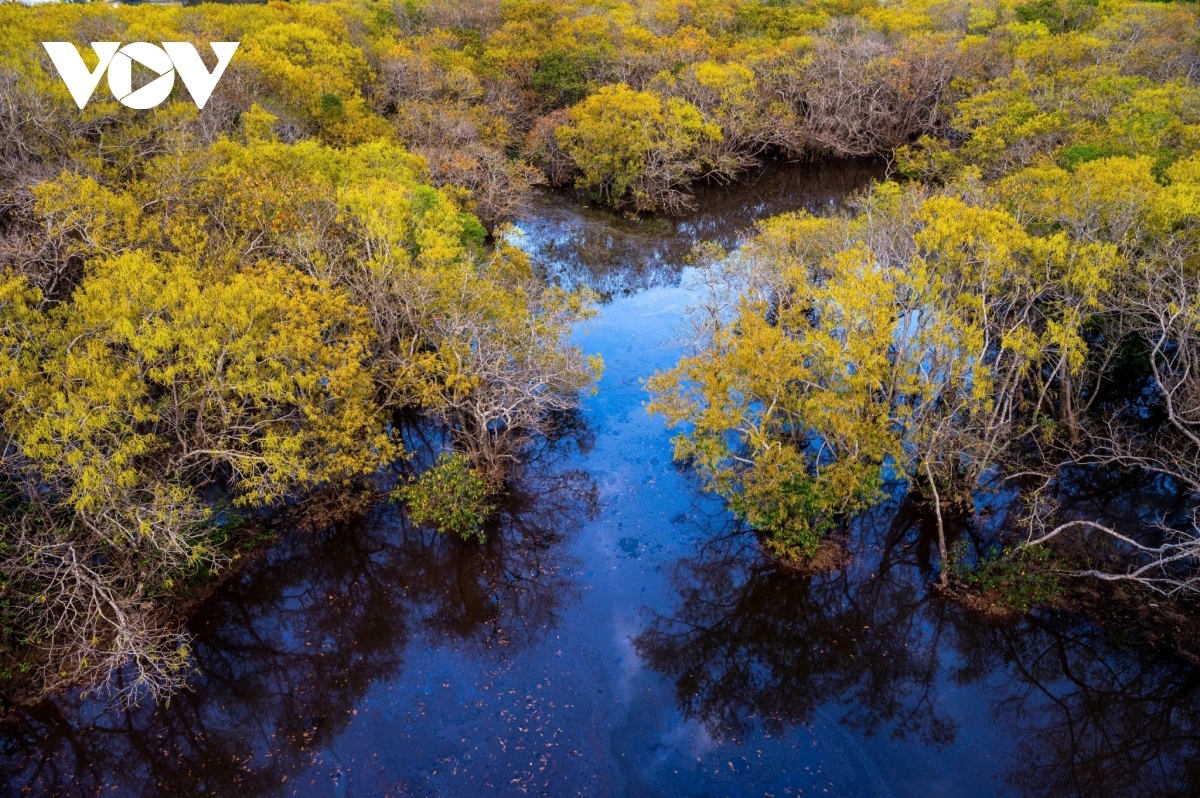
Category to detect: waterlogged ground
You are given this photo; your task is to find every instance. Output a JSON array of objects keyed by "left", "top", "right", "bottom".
[{"left": 4, "top": 161, "right": 1200, "bottom": 797}]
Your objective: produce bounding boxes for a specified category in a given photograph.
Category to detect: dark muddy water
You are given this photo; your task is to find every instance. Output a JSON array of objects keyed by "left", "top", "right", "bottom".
[{"left": 4, "top": 160, "right": 1200, "bottom": 797}]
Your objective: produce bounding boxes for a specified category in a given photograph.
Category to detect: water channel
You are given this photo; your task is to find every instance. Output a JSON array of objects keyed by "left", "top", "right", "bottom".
[{"left": 3, "top": 160, "right": 1199, "bottom": 797}]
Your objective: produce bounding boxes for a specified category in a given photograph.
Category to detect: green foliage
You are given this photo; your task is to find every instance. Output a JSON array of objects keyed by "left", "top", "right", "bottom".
[
  {"left": 951, "top": 545, "right": 1065, "bottom": 612},
  {"left": 1058, "top": 142, "right": 1114, "bottom": 168},
  {"left": 1014, "top": 0, "right": 1099, "bottom": 33},
  {"left": 734, "top": 3, "right": 828, "bottom": 37},
  {"left": 394, "top": 452, "right": 494, "bottom": 542},
  {"left": 731, "top": 449, "right": 883, "bottom": 557},
  {"left": 531, "top": 50, "right": 590, "bottom": 108}
]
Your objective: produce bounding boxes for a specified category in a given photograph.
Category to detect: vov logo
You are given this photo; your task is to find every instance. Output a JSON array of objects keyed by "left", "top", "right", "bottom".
[{"left": 42, "top": 42, "right": 239, "bottom": 110}]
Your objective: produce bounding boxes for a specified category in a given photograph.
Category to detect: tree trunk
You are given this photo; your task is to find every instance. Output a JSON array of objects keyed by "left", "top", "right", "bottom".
[{"left": 925, "top": 461, "right": 949, "bottom": 588}]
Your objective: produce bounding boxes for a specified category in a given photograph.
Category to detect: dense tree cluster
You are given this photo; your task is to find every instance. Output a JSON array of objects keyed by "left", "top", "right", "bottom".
[
  {"left": 647, "top": 0, "right": 1200, "bottom": 593},
  {"left": 0, "top": 1, "right": 600, "bottom": 701},
  {"left": 375, "top": 0, "right": 967, "bottom": 212},
  {"left": 364, "top": 0, "right": 1200, "bottom": 220}
]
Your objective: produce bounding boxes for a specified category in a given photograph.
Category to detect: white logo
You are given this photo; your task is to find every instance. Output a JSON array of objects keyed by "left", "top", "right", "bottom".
[{"left": 42, "top": 42, "right": 239, "bottom": 110}]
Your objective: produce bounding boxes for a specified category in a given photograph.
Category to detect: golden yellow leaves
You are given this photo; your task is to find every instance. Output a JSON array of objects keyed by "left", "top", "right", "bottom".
[
  {"left": 1150, "top": 154, "right": 1200, "bottom": 233},
  {"left": 649, "top": 185, "right": 1138, "bottom": 556},
  {"left": 555, "top": 84, "right": 720, "bottom": 211},
  {"left": 3, "top": 251, "right": 393, "bottom": 512}
]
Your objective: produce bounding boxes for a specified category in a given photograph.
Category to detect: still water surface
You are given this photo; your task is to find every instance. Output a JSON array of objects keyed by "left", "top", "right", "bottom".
[{"left": 3, "top": 160, "right": 1200, "bottom": 797}]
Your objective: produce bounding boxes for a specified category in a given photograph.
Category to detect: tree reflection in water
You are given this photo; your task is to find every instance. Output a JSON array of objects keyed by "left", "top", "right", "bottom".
[
  {"left": 636, "top": 499, "right": 1200, "bottom": 797},
  {"left": 515, "top": 158, "right": 887, "bottom": 300},
  {"left": 957, "top": 615, "right": 1200, "bottom": 797},
  {"left": 0, "top": 452, "right": 598, "bottom": 796},
  {"left": 635, "top": 499, "right": 958, "bottom": 747}
]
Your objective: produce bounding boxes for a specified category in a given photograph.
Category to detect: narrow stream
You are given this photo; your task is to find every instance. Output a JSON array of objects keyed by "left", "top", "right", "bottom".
[{"left": 3, "top": 160, "right": 1200, "bottom": 798}]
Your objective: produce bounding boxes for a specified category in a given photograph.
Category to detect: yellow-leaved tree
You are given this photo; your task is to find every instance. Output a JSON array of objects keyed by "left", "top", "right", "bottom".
[
  {"left": 0, "top": 251, "right": 391, "bottom": 699},
  {"left": 555, "top": 84, "right": 722, "bottom": 213},
  {"left": 650, "top": 185, "right": 1122, "bottom": 572}
]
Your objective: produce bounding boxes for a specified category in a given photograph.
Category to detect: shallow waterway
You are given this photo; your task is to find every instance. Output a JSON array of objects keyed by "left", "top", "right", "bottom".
[{"left": 3, "top": 160, "right": 1200, "bottom": 797}]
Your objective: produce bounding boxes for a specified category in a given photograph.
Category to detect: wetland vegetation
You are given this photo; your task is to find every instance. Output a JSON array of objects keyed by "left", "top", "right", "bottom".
[{"left": 3, "top": 0, "right": 1200, "bottom": 793}]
